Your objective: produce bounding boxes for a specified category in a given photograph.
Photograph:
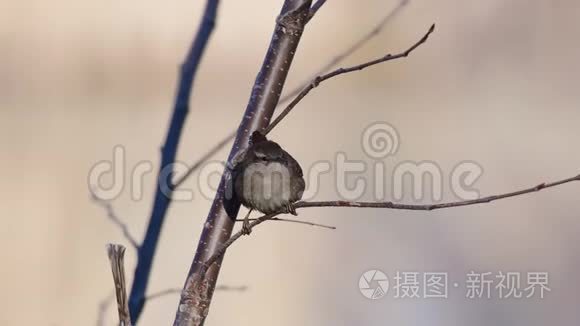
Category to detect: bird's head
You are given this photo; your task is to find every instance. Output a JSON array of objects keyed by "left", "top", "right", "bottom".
[
  {"left": 246, "top": 131, "right": 285, "bottom": 163},
  {"left": 251, "top": 141, "right": 284, "bottom": 162}
]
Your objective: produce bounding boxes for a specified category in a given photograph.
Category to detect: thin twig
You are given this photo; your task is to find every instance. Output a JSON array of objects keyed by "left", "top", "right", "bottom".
[
  {"left": 199, "top": 173, "right": 580, "bottom": 279},
  {"left": 96, "top": 291, "right": 115, "bottom": 326},
  {"left": 146, "top": 285, "right": 248, "bottom": 301},
  {"left": 91, "top": 189, "right": 139, "bottom": 250},
  {"left": 172, "top": 130, "right": 233, "bottom": 188},
  {"left": 265, "top": 23, "right": 435, "bottom": 134},
  {"left": 286, "top": 0, "right": 409, "bottom": 103},
  {"left": 106, "top": 244, "right": 132, "bottom": 326},
  {"left": 173, "top": 1, "right": 409, "bottom": 190},
  {"left": 236, "top": 217, "right": 336, "bottom": 230},
  {"left": 214, "top": 284, "right": 249, "bottom": 292},
  {"left": 146, "top": 288, "right": 183, "bottom": 301},
  {"left": 307, "top": 0, "right": 326, "bottom": 22},
  {"left": 97, "top": 284, "right": 246, "bottom": 325}
]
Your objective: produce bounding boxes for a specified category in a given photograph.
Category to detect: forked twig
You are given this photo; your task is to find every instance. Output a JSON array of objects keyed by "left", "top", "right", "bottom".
[
  {"left": 284, "top": 0, "right": 409, "bottom": 103},
  {"left": 265, "top": 23, "right": 435, "bottom": 134},
  {"left": 91, "top": 190, "right": 139, "bottom": 250},
  {"left": 236, "top": 217, "right": 336, "bottom": 230}
]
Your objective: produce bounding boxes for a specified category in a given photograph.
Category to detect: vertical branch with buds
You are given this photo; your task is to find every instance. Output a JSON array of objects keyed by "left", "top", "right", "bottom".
[{"left": 173, "top": 1, "right": 312, "bottom": 325}]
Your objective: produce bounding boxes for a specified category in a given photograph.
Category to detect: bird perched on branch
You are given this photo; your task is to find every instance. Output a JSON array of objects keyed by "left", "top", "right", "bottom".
[{"left": 225, "top": 131, "right": 305, "bottom": 234}]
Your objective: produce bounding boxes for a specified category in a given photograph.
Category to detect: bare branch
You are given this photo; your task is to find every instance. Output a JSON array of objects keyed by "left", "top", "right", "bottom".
[
  {"left": 97, "top": 284, "right": 246, "bottom": 325},
  {"left": 174, "top": 1, "right": 313, "bottom": 325},
  {"left": 265, "top": 23, "right": 435, "bottom": 134},
  {"left": 214, "top": 284, "right": 249, "bottom": 292},
  {"left": 173, "top": 1, "right": 409, "bottom": 190},
  {"left": 199, "top": 173, "right": 580, "bottom": 279},
  {"left": 287, "top": 0, "right": 409, "bottom": 102},
  {"left": 91, "top": 189, "right": 139, "bottom": 250},
  {"left": 236, "top": 217, "right": 336, "bottom": 230},
  {"left": 172, "top": 130, "right": 234, "bottom": 189},
  {"left": 106, "top": 244, "right": 132, "bottom": 326}
]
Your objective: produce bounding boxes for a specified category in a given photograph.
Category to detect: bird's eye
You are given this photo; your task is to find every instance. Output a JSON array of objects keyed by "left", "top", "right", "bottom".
[{"left": 255, "top": 152, "right": 268, "bottom": 161}]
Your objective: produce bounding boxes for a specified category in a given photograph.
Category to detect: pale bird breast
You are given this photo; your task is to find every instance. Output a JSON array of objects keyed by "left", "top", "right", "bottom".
[
  {"left": 240, "top": 162, "right": 294, "bottom": 212},
  {"left": 243, "top": 162, "right": 292, "bottom": 193}
]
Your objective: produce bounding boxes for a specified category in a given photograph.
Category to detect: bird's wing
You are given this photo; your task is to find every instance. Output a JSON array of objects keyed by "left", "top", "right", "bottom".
[
  {"left": 223, "top": 166, "right": 241, "bottom": 218},
  {"left": 284, "top": 150, "right": 303, "bottom": 177},
  {"left": 227, "top": 147, "right": 248, "bottom": 171}
]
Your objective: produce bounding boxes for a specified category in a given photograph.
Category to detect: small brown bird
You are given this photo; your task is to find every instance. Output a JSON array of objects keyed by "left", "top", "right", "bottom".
[{"left": 225, "top": 131, "right": 305, "bottom": 234}]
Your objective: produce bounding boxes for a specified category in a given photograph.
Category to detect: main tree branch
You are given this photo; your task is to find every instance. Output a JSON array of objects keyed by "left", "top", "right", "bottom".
[
  {"left": 172, "top": 0, "right": 409, "bottom": 189},
  {"left": 172, "top": 1, "right": 312, "bottom": 325}
]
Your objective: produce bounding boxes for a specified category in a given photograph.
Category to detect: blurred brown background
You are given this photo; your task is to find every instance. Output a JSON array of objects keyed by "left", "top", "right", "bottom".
[{"left": 1, "top": 0, "right": 580, "bottom": 325}]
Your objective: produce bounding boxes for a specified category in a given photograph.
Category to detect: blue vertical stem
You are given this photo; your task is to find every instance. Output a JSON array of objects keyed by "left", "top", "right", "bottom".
[{"left": 128, "top": 1, "right": 220, "bottom": 323}]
